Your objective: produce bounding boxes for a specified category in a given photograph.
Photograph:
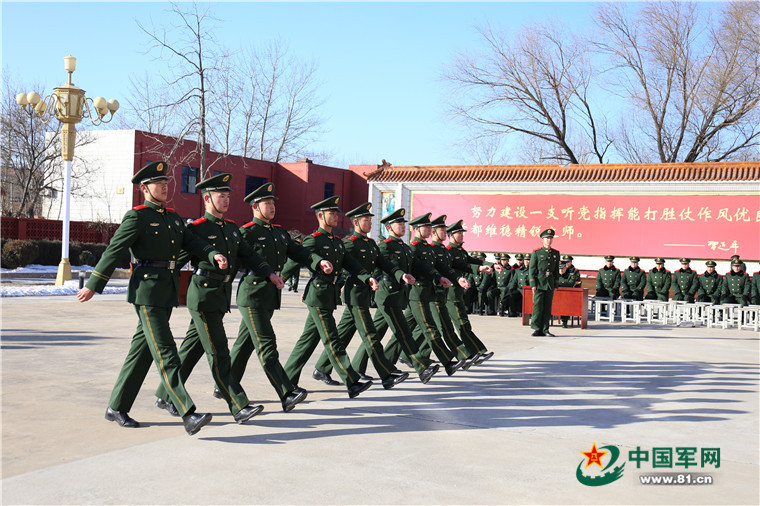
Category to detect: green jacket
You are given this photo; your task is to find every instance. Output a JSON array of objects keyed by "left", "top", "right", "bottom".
[
  {"left": 621, "top": 267, "right": 646, "bottom": 296},
  {"left": 376, "top": 236, "right": 430, "bottom": 308},
  {"left": 752, "top": 272, "right": 760, "bottom": 305},
  {"left": 343, "top": 231, "right": 402, "bottom": 307},
  {"left": 445, "top": 243, "right": 486, "bottom": 303},
  {"left": 646, "top": 267, "right": 672, "bottom": 300},
  {"left": 697, "top": 271, "right": 723, "bottom": 301},
  {"left": 528, "top": 247, "right": 560, "bottom": 291},
  {"left": 558, "top": 265, "right": 581, "bottom": 288},
  {"left": 86, "top": 200, "right": 220, "bottom": 307},
  {"left": 596, "top": 266, "right": 621, "bottom": 294},
  {"left": 510, "top": 266, "right": 530, "bottom": 293},
  {"left": 408, "top": 238, "right": 457, "bottom": 302},
  {"left": 301, "top": 228, "right": 370, "bottom": 310},
  {"left": 721, "top": 270, "right": 751, "bottom": 305},
  {"left": 494, "top": 266, "right": 516, "bottom": 292},
  {"left": 672, "top": 268, "right": 699, "bottom": 299},
  {"left": 236, "top": 217, "right": 322, "bottom": 310},
  {"left": 183, "top": 212, "right": 273, "bottom": 313}
]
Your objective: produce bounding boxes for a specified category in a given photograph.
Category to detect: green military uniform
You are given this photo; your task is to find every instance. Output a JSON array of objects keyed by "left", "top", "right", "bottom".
[
  {"left": 283, "top": 196, "right": 374, "bottom": 395},
  {"left": 86, "top": 161, "right": 221, "bottom": 426},
  {"left": 467, "top": 252, "right": 486, "bottom": 313},
  {"left": 645, "top": 259, "right": 671, "bottom": 301},
  {"left": 721, "top": 261, "right": 751, "bottom": 306},
  {"left": 672, "top": 258, "right": 699, "bottom": 303},
  {"left": 490, "top": 253, "right": 515, "bottom": 317},
  {"left": 751, "top": 271, "right": 760, "bottom": 305},
  {"left": 230, "top": 183, "right": 325, "bottom": 409},
  {"left": 528, "top": 230, "right": 560, "bottom": 335},
  {"left": 557, "top": 254, "right": 581, "bottom": 327},
  {"left": 281, "top": 243, "right": 303, "bottom": 292},
  {"left": 621, "top": 256, "right": 646, "bottom": 300},
  {"left": 596, "top": 256, "right": 621, "bottom": 299},
  {"left": 730, "top": 255, "right": 747, "bottom": 273},
  {"left": 696, "top": 261, "right": 723, "bottom": 304},
  {"left": 477, "top": 259, "right": 496, "bottom": 315},
  {"left": 313, "top": 203, "right": 409, "bottom": 388},
  {"left": 153, "top": 173, "right": 271, "bottom": 421},
  {"left": 509, "top": 254, "right": 530, "bottom": 315}
]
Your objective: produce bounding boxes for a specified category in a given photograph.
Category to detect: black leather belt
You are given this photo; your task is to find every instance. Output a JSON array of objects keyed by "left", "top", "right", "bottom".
[
  {"left": 194, "top": 269, "right": 232, "bottom": 283},
  {"left": 135, "top": 260, "right": 176, "bottom": 269},
  {"left": 313, "top": 273, "right": 338, "bottom": 285}
]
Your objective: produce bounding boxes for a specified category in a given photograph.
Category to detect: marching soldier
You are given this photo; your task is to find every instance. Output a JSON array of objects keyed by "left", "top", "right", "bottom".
[
  {"left": 76, "top": 161, "right": 224, "bottom": 435},
  {"left": 672, "top": 258, "right": 699, "bottom": 303},
  {"left": 153, "top": 174, "right": 282, "bottom": 425},
  {"left": 557, "top": 254, "right": 581, "bottom": 327},
  {"left": 596, "top": 255, "right": 621, "bottom": 299},
  {"left": 311, "top": 202, "right": 411, "bottom": 389},
  {"left": 223, "top": 183, "right": 331, "bottom": 412},
  {"left": 528, "top": 229, "right": 560, "bottom": 336},
  {"left": 621, "top": 256, "right": 646, "bottom": 300},
  {"left": 696, "top": 260, "right": 723, "bottom": 304},
  {"left": 645, "top": 258, "right": 671, "bottom": 301},
  {"left": 283, "top": 196, "right": 376, "bottom": 398},
  {"left": 721, "top": 259, "right": 750, "bottom": 306}
]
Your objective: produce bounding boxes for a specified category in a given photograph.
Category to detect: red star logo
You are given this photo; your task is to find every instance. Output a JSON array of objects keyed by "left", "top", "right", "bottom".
[{"left": 581, "top": 443, "right": 608, "bottom": 469}]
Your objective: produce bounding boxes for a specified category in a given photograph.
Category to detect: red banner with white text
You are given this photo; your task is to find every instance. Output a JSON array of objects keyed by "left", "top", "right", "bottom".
[{"left": 411, "top": 193, "right": 760, "bottom": 259}]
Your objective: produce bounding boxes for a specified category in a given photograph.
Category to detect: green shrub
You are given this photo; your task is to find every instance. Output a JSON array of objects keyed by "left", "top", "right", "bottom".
[{"left": 1, "top": 240, "right": 39, "bottom": 269}]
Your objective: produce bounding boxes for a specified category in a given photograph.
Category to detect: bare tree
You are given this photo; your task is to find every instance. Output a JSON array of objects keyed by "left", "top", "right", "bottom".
[
  {"left": 445, "top": 22, "right": 613, "bottom": 165},
  {"left": 595, "top": 0, "right": 760, "bottom": 163}
]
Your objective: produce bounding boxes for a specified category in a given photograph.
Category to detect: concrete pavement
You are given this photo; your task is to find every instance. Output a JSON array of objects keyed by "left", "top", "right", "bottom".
[{"left": 1, "top": 287, "right": 758, "bottom": 504}]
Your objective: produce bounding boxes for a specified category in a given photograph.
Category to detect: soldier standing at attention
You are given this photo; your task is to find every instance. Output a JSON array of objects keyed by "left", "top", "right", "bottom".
[
  {"left": 672, "top": 258, "right": 699, "bottom": 303},
  {"left": 528, "top": 229, "right": 560, "bottom": 337},
  {"left": 696, "top": 260, "right": 723, "bottom": 304},
  {"left": 508, "top": 253, "right": 526, "bottom": 316},
  {"left": 77, "top": 161, "right": 225, "bottom": 435},
  {"left": 621, "top": 256, "right": 646, "bottom": 300},
  {"left": 511, "top": 253, "right": 531, "bottom": 317},
  {"left": 721, "top": 259, "right": 751, "bottom": 306},
  {"left": 596, "top": 255, "right": 621, "bottom": 299},
  {"left": 557, "top": 254, "right": 581, "bottom": 327},
  {"left": 645, "top": 258, "right": 672, "bottom": 301},
  {"left": 491, "top": 253, "right": 514, "bottom": 317},
  {"left": 220, "top": 183, "right": 329, "bottom": 412},
  {"left": 153, "top": 174, "right": 281, "bottom": 425},
  {"left": 311, "top": 202, "right": 411, "bottom": 389},
  {"left": 283, "top": 196, "right": 376, "bottom": 398}
]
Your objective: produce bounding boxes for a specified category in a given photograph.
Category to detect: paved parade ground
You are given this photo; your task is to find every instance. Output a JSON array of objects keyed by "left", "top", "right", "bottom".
[{"left": 1, "top": 286, "right": 758, "bottom": 505}]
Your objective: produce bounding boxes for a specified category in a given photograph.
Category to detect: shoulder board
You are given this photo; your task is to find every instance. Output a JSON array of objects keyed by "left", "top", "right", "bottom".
[
  {"left": 349, "top": 235, "right": 359, "bottom": 242},
  {"left": 224, "top": 218, "right": 236, "bottom": 225},
  {"left": 311, "top": 231, "right": 322, "bottom": 237},
  {"left": 533, "top": 247, "right": 541, "bottom": 251},
  {"left": 165, "top": 207, "right": 177, "bottom": 213},
  {"left": 446, "top": 245, "right": 453, "bottom": 249},
  {"left": 272, "top": 223, "right": 283, "bottom": 228},
  {"left": 368, "top": 237, "right": 375, "bottom": 242},
  {"left": 383, "top": 238, "right": 393, "bottom": 243},
  {"left": 132, "top": 204, "right": 148, "bottom": 210},
  {"left": 411, "top": 240, "right": 420, "bottom": 245},
  {"left": 242, "top": 222, "right": 255, "bottom": 229},
  {"left": 190, "top": 217, "right": 207, "bottom": 226},
  {"left": 666, "top": 269, "right": 671, "bottom": 273}
]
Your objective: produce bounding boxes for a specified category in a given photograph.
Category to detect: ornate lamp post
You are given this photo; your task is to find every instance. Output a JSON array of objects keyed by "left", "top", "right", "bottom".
[{"left": 16, "top": 55, "right": 119, "bottom": 285}]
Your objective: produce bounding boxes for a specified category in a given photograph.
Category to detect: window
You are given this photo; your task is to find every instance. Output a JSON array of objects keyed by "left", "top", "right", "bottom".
[
  {"left": 324, "top": 182, "right": 335, "bottom": 199},
  {"left": 181, "top": 166, "right": 199, "bottom": 193},
  {"left": 245, "top": 176, "right": 267, "bottom": 196}
]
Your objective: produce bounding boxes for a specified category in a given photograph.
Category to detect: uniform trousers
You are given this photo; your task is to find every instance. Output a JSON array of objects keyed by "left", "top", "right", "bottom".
[
  {"left": 409, "top": 300, "right": 469, "bottom": 361},
  {"left": 155, "top": 309, "right": 249, "bottom": 415},
  {"left": 446, "top": 299, "right": 488, "bottom": 354},
  {"left": 530, "top": 289, "right": 555, "bottom": 334},
  {"left": 384, "top": 301, "right": 454, "bottom": 365}
]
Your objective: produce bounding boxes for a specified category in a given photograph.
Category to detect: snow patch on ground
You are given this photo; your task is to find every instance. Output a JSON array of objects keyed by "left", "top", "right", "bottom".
[{"left": 0, "top": 280, "right": 127, "bottom": 297}]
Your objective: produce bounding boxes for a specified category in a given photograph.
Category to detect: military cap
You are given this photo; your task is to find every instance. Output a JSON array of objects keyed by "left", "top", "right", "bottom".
[
  {"left": 562, "top": 254, "right": 574, "bottom": 262},
  {"left": 654, "top": 257, "right": 666, "bottom": 264},
  {"left": 502, "top": 253, "right": 511, "bottom": 260},
  {"left": 680, "top": 258, "right": 691, "bottom": 264},
  {"left": 540, "top": 228, "right": 556, "bottom": 238},
  {"left": 195, "top": 172, "right": 232, "bottom": 193},
  {"left": 311, "top": 195, "right": 341, "bottom": 212},
  {"left": 559, "top": 262, "right": 567, "bottom": 268},
  {"left": 731, "top": 254, "right": 740, "bottom": 260},
  {"left": 430, "top": 214, "right": 447, "bottom": 228},
  {"left": 629, "top": 256, "right": 641, "bottom": 262},
  {"left": 446, "top": 219, "right": 466, "bottom": 234},
  {"left": 131, "top": 160, "right": 169, "bottom": 184},
  {"left": 380, "top": 208, "right": 407, "bottom": 224},
  {"left": 346, "top": 202, "right": 374, "bottom": 219},
  {"left": 408, "top": 213, "right": 432, "bottom": 228},
  {"left": 515, "top": 253, "right": 525, "bottom": 260},
  {"left": 604, "top": 255, "right": 615, "bottom": 261},
  {"left": 705, "top": 260, "right": 717, "bottom": 267},
  {"left": 731, "top": 259, "right": 742, "bottom": 267},
  {"left": 475, "top": 251, "right": 486, "bottom": 259},
  {"left": 494, "top": 253, "right": 503, "bottom": 260},
  {"left": 244, "top": 182, "right": 278, "bottom": 204}
]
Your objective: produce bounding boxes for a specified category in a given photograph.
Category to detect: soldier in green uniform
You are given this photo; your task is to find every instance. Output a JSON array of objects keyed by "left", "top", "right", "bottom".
[
  {"left": 672, "top": 258, "right": 699, "bottom": 303},
  {"left": 696, "top": 260, "right": 723, "bottom": 304},
  {"left": 152, "top": 173, "right": 281, "bottom": 425},
  {"left": 477, "top": 253, "right": 497, "bottom": 315},
  {"left": 621, "top": 256, "right": 646, "bottom": 300},
  {"left": 645, "top": 258, "right": 672, "bottom": 301},
  {"left": 490, "top": 253, "right": 514, "bottom": 317},
  {"left": 509, "top": 253, "right": 530, "bottom": 316},
  {"left": 283, "top": 196, "right": 376, "bottom": 398},
  {"left": 596, "top": 255, "right": 621, "bottom": 299},
  {"left": 228, "top": 183, "right": 331, "bottom": 411},
  {"left": 528, "top": 229, "right": 560, "bottom": 336},
  {"left": 311, "top": 202, "right": 411, "bottom": 389},
  {"left": 557, "top": 254, "right": 582, "bottom": 327},
  {"left": 751, "top": 268, "right": 760, "bottom": 305},
  {"left": 730, "top": 254, "right": 747, "bottom": 273},
  {"left": 76, "top": 161, "right": 224, "bottom": 435},
  {"left": 721, "top": 259, "right": 751, "bottom": 306}
]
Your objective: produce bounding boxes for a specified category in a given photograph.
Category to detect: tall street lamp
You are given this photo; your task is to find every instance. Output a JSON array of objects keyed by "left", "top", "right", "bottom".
[{"left": 16, "top": 55, "right": 119, "bottom": 285}]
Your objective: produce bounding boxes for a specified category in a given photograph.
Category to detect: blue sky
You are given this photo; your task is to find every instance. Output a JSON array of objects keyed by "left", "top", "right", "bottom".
[{"left": 2, "top": 1, "right": 601, "bottom": 166}]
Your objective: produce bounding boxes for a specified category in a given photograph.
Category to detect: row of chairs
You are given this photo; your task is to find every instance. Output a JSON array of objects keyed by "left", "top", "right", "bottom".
[{"left": 590, "top": 297, "right": 760, "bottom": 332}]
